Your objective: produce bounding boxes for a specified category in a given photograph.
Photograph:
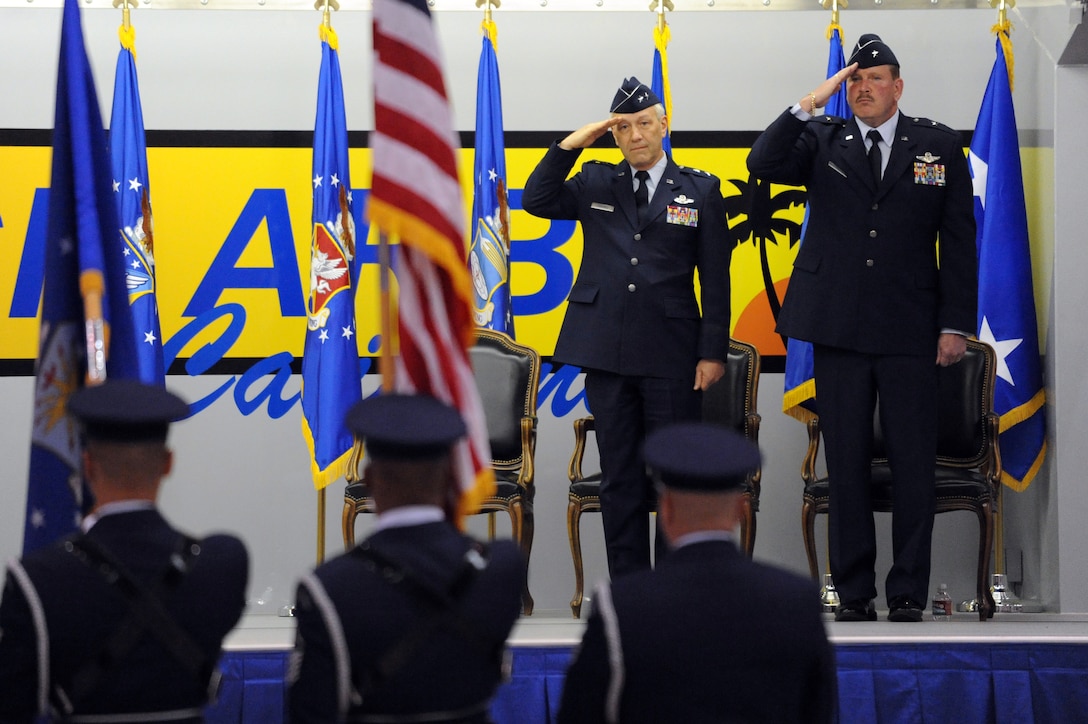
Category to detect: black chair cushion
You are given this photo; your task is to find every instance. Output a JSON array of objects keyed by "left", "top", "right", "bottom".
[
  {"left": 803, "top": 466, "right": 993, "bottom": 509},
  {"left": 570, "top": 476, "right": 603, "bottom": 499},
  {"left": 348, "top": 476, "right": 524, "bottom": 506}
]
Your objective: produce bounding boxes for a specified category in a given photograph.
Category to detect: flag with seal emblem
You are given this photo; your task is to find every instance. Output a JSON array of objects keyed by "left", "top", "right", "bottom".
[
  {"left": 24, "top": 0, "right": 140, "bottom": 554},
  {"left": 469, "top": 19, "right": 514, "bottom": 335},
  {"left": 109, "top": 19, "right": 165, "bottom": 386},
  {"left": 369, "top": 0, "right": 493, "bottom": 523},
  {"left": 302, "top": 23, "right": 362, "bottom": 490}
]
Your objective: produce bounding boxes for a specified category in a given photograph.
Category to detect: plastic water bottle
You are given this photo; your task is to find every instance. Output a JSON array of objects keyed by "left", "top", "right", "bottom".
[{"left": 931, "top": 583, "right": 953, "bottom": 621}]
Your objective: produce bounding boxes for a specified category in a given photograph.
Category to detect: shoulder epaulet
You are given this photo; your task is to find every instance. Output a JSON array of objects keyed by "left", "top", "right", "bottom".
[
  {"left": 907, "top": 116, "right": 959, "bottom": 136},
  {"left": 812, "top": 114, "right": 848, "bottom": 127},
  {"left": 677, "top": 165, "right": 717, "bottom": 180},
  {"left": 584, "top": 159, "right": 616, "bottom": 168}
]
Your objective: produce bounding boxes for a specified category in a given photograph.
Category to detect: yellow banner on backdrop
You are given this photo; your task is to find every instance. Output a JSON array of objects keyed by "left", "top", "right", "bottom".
[{"left": 1, "top": 141, "right": 1048, "bottom": 364}]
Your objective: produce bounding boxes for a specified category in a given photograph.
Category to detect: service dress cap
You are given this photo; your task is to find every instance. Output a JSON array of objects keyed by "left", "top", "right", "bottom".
[
  {"left": 847, "top": 33, "right": 900, "bottom": 69},
  {"left": 610, "top": 77, "right": 662, "bottom": 114},
  {"left": 67, "top": 379, "right": 190, "bottom": 443},
  {"left": 644, "top": 422, "right": 761, "bottom": 492},
  {"left": 345, "top": 393, "right": 467, "bottom": 461}
]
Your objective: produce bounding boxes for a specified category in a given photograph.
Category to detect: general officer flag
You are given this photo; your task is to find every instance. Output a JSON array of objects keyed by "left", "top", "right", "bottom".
[
  {"left": 469, "top": 20, "right": 514, "bottom": 335},
  {"left": 109, "top": 21, "right": 165, "bottom": 386},
  {"left": 969, "top": 34, "right": 1046, "bottom": 491},
  {"left": 783, "top": 25, "right": 851, "bottom": 422},
  {"left": 651, "top": 19, "right": 672, "bottom": 156},
  {"left": 371, "top": 0, "right": 494, "bottom": 523},
  {"left": 302, "top": 24, "right": 362, "bottom": 490},
  {"left": 24, "top": 0, "right": 140, "bottom": 554}
]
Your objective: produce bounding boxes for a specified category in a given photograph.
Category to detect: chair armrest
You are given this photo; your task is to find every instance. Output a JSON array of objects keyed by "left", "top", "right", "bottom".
[
  {"left": 983, "top": 410, "right": 1003, "bottom": 491},
  {"left": 801, "top": 417, "right": 822, "bottom": 486},
  {"left": 517, "top": 415, "right": 537, "bottom": 491},
  {"left": 568, "top": 416, "right": 596, "bottom": 484}
]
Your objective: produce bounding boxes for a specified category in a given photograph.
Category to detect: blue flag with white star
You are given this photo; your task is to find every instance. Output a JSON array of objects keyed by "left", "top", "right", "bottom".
[
  {"left": 301, "top": 27, "right": 362, "bottom": 490},
  {"left": 969, "top": 35, "right": 1046, "bottom": 492},
  {"left": 109, "top": 24, "right": 165, "bottom": 385},
  {"left": 783, "top": 26, "right": 851, "bottom": 422},
  {"left": 24, "top": 0, "right": 140, "bottom": 554},
  {"left": 469, "top": 22, "right": 514, "bottom": 335}
]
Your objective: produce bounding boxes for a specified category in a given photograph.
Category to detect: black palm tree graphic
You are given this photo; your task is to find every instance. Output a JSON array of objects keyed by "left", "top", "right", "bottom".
[{"left": 724, "top": 172, "right": 807, "bottom": 346}]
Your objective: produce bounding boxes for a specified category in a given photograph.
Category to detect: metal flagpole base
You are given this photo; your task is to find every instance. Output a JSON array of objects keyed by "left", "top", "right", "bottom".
[
  {"left": 820, "top": 573, "right": 840, "bottom": 612},
  {"left": 957, "top": 573, "right": 1024, "bottom": 613}
]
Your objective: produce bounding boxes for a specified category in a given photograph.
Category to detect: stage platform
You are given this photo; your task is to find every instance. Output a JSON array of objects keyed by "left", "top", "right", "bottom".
[{"left": 211, "top": 611, "right": 1088, "bottom": 723}]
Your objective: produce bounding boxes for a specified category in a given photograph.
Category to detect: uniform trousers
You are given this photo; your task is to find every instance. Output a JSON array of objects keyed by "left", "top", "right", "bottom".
[
  {"left": 813, "top": 344, "right": 938, "bottom": 607},
  {"left": 584, "top": 369, "right": 701, "bottom": 577}
]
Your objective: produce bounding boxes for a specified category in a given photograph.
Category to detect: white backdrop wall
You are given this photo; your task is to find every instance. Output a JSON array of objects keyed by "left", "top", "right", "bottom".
[{"left": 0, "top": 2, "right": 1080, "bottom": 617}]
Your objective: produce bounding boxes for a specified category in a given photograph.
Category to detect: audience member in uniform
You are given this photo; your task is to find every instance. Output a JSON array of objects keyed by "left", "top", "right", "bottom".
[
  {"left": 288, "top": 393, "right": 525, "bottom": 724},
  {"left": 0, "top": 380, "right": 249, "bottom": 723},
  {"left": 558, "top": 422, "right": 836, "bottom": 723},
  {"left": 522, "top": 77, "right": 731, "bottom": 578}
]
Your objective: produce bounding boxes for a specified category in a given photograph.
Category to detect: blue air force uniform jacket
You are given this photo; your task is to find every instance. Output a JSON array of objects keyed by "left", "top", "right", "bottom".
[
  {"left": 522, "top": 144, "right": 731, "bottom": 380},
  {"left": 557, "top": 540, "right": 836, "bottom": 724},
  {"left": 288, "top": 522, "right": 524, "bottom": 724},
  {"left": 0, "top": 510, "right": 249, "bottom": 723},
  {"left": 747, "top": 110, "right": 977, "bottom": 354}
]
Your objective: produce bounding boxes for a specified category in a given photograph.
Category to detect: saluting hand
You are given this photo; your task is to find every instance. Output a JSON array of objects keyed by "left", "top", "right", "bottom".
[
  {"left": 559, "top": 118, "right": 622, "bottom": 150},
  {"left": 798, "top": 62, "right": 858, "bottom": 113}
]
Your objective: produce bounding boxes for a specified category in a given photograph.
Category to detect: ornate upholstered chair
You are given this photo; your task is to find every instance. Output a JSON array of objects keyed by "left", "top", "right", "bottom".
[
  {"left": 342, "top": 328, "right": 540, "bottom": 615},
  {"left": 565, "top": 338, "right": 761, "bottom": 618},
  {"left": 800, "top": 338, "right": 1001, "bottom": 621}
]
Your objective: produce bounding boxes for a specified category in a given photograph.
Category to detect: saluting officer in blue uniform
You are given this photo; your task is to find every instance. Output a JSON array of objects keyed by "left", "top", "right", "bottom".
[
  {"left": 288, "top": 394, "right": 524, "bottom": 724},
  {"left": 558, "top": 423, "right": 836, "bottom": 723},
  {"left": 0, "top": 380, "right": 249, "bottom": 722},
  {"left": 522, "top": 77, "right": 731, "bottom": 578},
  {"left": 747, "top": 35, "right": 977, "bottom": 622}
]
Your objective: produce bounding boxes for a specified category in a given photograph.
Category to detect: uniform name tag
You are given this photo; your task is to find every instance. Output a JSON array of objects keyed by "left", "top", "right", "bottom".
[
  {"left": 913, "top": 162, "right": 946, "bottom": 186},
  {"left": 666, "top": 205, "right": 699, "bottom": 227},
  {"left": 591, "top": 202, "right": 615, "bottom": 212}
]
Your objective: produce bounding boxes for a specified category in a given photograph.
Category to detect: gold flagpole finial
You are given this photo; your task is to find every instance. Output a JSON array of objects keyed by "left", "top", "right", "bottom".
[
  {"left": 649, "top": 0, "right": 673, "bottom": 33},
  {"left": 112, "top": 0, "right": 134, "bottom": 31},
  {"left": 314, "top": 0, "right": 340, "bottom": 30},
  {"left": 475, "top": 0, "right": 501, "bottom": 30},
  {"left": 820, "top": 0, "right": 848, "bottom": 31},
  {"left": 990, "top": 0, "right": 1016, "bottom": 29}
]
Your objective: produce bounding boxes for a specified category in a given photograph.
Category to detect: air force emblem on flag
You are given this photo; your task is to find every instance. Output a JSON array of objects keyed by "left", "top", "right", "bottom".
[
  {"left": 121, "top": 208, "right": 155, "bottom": 301},
  {"left": 32, "top": 320, "right": 82, "bottom": 472},
  {"left": 307, "top": 210, "right": 355, "bottom": 332}
]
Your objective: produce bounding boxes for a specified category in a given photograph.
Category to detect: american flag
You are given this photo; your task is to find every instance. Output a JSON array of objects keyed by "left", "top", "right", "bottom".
[{"left": 369, "top": 0, "right": 493, "bottom": 521}]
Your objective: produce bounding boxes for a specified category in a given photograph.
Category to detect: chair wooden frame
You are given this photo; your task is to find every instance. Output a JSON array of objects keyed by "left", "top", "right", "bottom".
[
  {"left": 565, "top": 338, "right": 762, "bottom": 618},
  {"left": 341, "top": 328, "right": 540, "bottom": 615},
  {"left": 799, "top": 338, "right": 1001, "bottom": 621}
]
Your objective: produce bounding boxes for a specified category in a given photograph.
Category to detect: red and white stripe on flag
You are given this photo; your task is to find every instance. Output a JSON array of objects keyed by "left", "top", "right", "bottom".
[{"left": 369, "top": 0, "right": 494, "bottom": 522}]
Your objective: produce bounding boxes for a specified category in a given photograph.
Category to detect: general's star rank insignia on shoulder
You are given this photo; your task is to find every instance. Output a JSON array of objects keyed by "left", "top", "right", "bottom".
[{"left": 667, "top": 205, "right": 699, "bottom": 227}]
